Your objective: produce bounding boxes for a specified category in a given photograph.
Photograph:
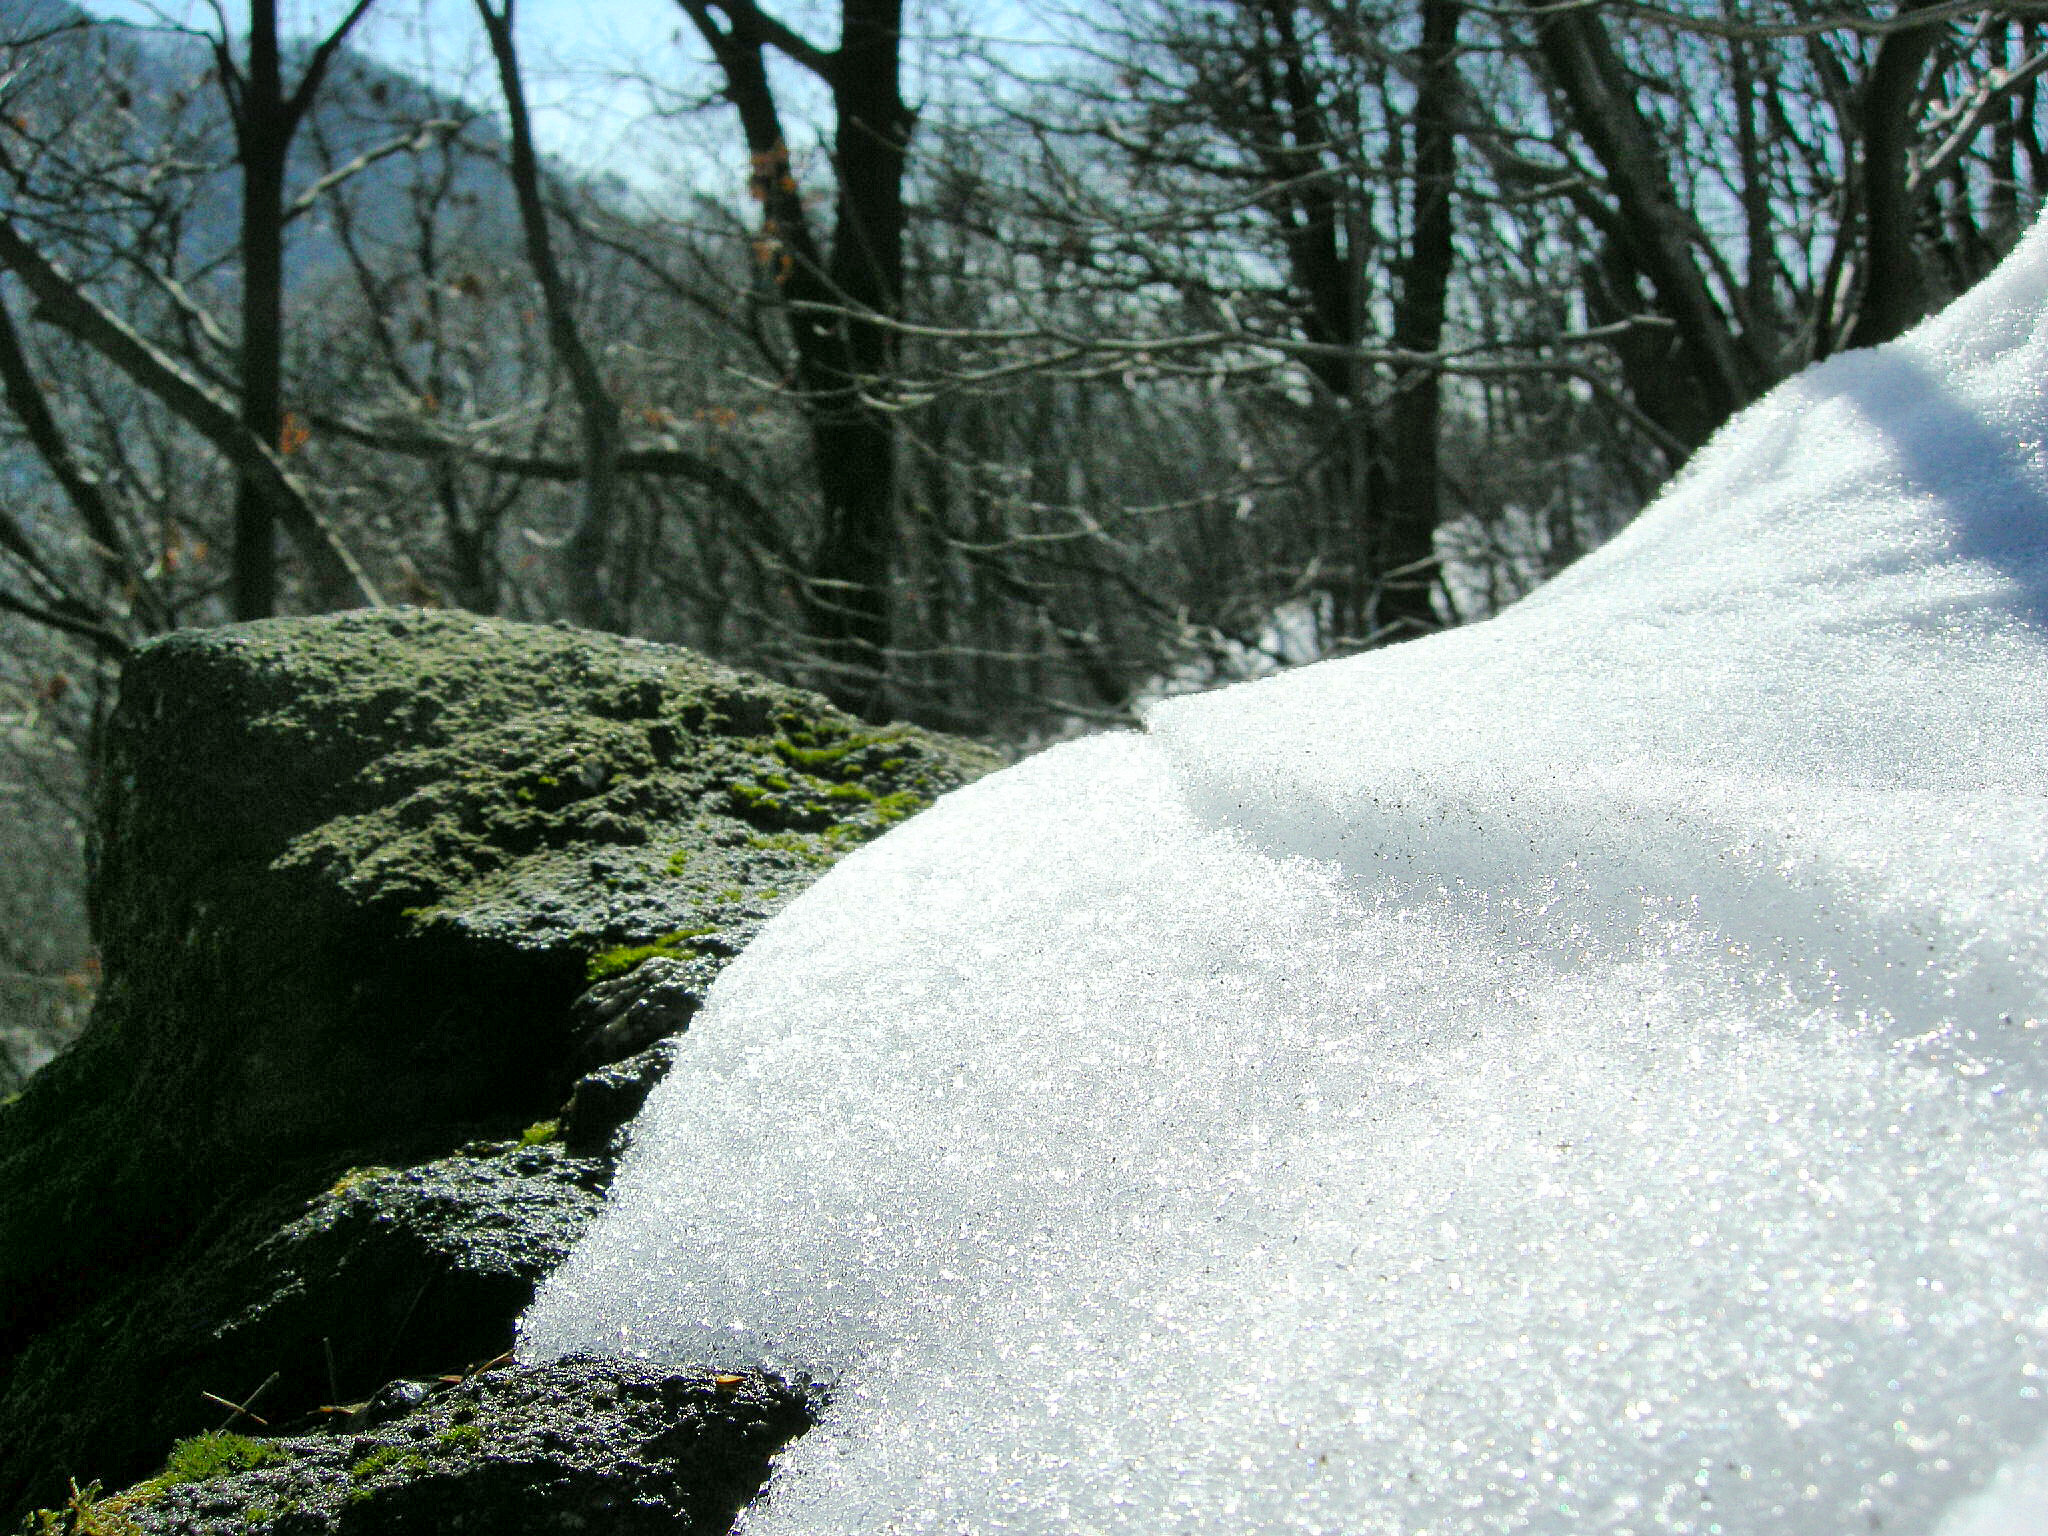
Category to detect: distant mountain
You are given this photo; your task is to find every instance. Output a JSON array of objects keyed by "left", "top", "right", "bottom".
[{"left": 2, "top": 0, "right": 528, "bottom": 304}]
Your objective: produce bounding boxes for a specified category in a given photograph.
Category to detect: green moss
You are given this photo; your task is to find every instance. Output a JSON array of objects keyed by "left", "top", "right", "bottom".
[
  {"left": 584, "top": 925, "right": 718, "bottom": 982},
  {"left": 870, "top": 790, "right": 930, "bottom": 828},
  {"left": 770, "top": 737, "right": 856, "bottom": 770},
  {"left": 435, "top": 1422, "right": 483, "bottom": 1452},
  {"left": 344, "top": 1441, "right": 432, "bottom": 1515},
  {"left": 348, "top": 1444, "right": 429, "bottom": 1485},
  {"left": 241, "top": 1497, "right": 299, "bottom": 1529},
  {"left": 11, "top": 1440, "right": 284, "bottom": 1536},
  {"left": 769, "top": 726, "right": 917, "bottom": 775},
  {"left": 156, "top": 1431, "right": 287, "bottom": 1486},
  {"left": 20, "top": 1481, "right": 143, "bottom": 1536},
  {"left": 326, "top": 1165, "right": 394, "bottom": 1200},
  {"left": 518, "top": 1119, "right": 560, "bottom": 1147},
  {"left": 726, "top": 782, "right": 775, "bottom": 814},
  {"left": 723, "top": 717, "right": 956, "bottom": 843},
  {"left": 665, "top": 849, "right": 691, "bottom": 875},
  {"left": 742, "top": 831, "right": 837, "bottom": 867}
]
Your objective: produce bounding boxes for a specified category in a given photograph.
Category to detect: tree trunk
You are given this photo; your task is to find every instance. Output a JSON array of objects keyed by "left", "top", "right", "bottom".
[
  {"left": 219, "top": 0, "right": 379, "bottom": 614},
  {"left": 1379, "top": 0, "right": 1461, "bottom": 643},
  {"left": 1237, "top": 0, "right": 1374, "bottom": 640},
  {"left": 477, "top": 0, "right": 624, "bottom": 629},
  {"left": 675, "top": 0, "right": 910, "bottom": 713},
  {"left": 232, "top": 0, "right": 288, "bottom": 618},
  {"left": 805, "top": 0, "right": 908, "bottom": 706},
  {"left": 1524, "top": 0, "right": 1762, "bottom": 427},
  {"left": 1847, "top": 0, "right": 1942, "bottom": 349}
]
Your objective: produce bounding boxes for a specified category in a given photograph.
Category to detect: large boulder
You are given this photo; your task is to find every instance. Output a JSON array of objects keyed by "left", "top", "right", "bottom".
[{"left": 0, "top": 610, "right": 996, "bottom": 1524}]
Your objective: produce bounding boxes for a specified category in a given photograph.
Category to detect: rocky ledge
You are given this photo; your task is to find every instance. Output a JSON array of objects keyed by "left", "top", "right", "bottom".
[{"left": 0, "top": 610, "right": 997, "bottom": 1531}]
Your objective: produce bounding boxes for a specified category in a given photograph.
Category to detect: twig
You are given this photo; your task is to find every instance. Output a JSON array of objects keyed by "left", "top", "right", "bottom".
[{"left": 203, "top": 1370, "right": 278, "bottom": 1431}]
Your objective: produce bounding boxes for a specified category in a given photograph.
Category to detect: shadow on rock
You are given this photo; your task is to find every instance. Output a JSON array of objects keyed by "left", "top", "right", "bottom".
[
  {"left": 0, "top": 611, "right": 994, "bottom": 1527},
  {"left": 58, "top": 1360, "right": 813, "bottom": 1536}
]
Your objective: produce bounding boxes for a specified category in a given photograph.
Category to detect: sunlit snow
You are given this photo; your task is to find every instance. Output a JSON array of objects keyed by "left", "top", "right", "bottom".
[{"left": 521, "top": 221, "right": 2048, "bottom": 1536}]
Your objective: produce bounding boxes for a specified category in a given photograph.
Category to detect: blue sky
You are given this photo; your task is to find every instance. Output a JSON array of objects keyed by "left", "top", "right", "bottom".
[
  {"left": 82, "top": 0, "right": 826, "bottom": 187},
  {"left": 80, "top": 0, "right": 1041, "bottom": 190}
]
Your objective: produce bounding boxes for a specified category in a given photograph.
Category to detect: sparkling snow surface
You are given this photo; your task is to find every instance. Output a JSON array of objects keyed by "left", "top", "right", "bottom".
[{"left": 521, "top": 226, "right": 2048, "bottom": 1535}]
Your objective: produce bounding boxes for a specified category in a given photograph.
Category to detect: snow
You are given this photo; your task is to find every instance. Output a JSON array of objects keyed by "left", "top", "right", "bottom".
[{"left": 520, "top": 220, "right": 2048, "bottom": 1536}]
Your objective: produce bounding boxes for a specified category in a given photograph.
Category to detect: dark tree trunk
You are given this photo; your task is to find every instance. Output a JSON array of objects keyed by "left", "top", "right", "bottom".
[
  {"left": 809, "top": 0, "right": 909, "bottom": 703},
  {"left": 675, "top": 0, "right": 909, "bottom": 714},
  {"left": 1380, "top": 0, "right": 1461, "bottom": 643},
  {"left": 1237, "top": 0, "right": 1375, "bottom": 640},
  {"left": 231, "top": 2, "right": 287, "bottom": 619},
  {"left": 1846, "top": 0, "right": 1942, "bottom": 350},
  {"left": 1524, "top": 0, "right": 1763, "bottom": 430},
  {"left": 220, "top": 0, "right": 379, "bottom": 616}
]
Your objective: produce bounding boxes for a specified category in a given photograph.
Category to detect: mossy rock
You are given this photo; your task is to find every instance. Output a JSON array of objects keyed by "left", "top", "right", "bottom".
[
  {"left": 18, "top": 1360, "right": 811, "bottom": 1535},
  {"left": 0, "top": 610, "right": 994, "bottom": 1523},
  {"left": 0, "top": 1135, "right": 614, "bottom": 1529}
]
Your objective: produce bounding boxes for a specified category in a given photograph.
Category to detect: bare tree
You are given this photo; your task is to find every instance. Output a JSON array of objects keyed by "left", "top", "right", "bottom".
[
  {"left": 473, "top": 0, "right": 625, "bottom": 628},
  {"left": 215, "top": 0, "right": 382, "bottom": 615},
  {"left": 673, "top": 0, "right": 913, "bottom": 712}
]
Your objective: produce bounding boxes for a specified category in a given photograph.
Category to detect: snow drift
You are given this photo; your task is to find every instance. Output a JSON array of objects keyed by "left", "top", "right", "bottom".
[{"left": 521, "top": 222, "right": 2048, "bottom": 1536}]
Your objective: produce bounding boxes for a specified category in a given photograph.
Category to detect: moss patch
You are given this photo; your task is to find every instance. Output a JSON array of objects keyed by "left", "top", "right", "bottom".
[
  {"left": 154, "top": 1433, "right": 286, "bottom": 1488},
  {"left": 584, "top": 926, "right": 719, "bottom": 983},
  {"left": 0, "top": 610, "right": 995, "bottom": 1524},
  {"left": 34, "top": 1360, "right": 813, "bottom": 1536}
]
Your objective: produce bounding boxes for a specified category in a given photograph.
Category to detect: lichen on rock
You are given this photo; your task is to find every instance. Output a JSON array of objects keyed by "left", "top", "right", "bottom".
[
  {"left": 27, "top": 1361, "right": 810, "bottom": 1536},
  {"left": 0, "top": 609, "right": 993, "bottom": 1526}
]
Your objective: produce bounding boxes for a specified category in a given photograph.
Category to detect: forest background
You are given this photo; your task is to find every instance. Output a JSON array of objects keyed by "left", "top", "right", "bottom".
[{"left": 1, "top": 0, "right": 2038, "bottom": 1084}]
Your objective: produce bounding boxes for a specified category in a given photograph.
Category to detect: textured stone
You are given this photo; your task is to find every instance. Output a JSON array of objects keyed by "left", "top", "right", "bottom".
[
  {"left": 78, "top": 1360, "right": 812, "bottom": 1536},
  {"left": 0, "top": 610, "right": 993, "bottom": 1523}
]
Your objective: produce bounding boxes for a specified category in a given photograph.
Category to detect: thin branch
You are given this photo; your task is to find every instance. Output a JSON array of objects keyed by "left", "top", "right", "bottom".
[
  {"left": 1911, "top": 44, "right": 2048, "bottom": 193},
  {"left": 475, "top": 0, "right": 624, "bottom": 626},
  {"left": 283, "top": 0, "right": 381, "bottom": 131},
  {"left": 284, "top": 119, "right": 466, "bottom": 225},
  {"left": 0, "top": 218, "right": 380, "bottom": 610},
  {"left": 0, "top": 283, "right": 165, "bottom": 627},
  {"left": 0, "top": 584, "right": 130, "bottom": 657},
  {"left": 1502, "top": 0, "right": 2048, "bottom": 43},
  {"left": 309, "top": 409, "right": 797, "bottom": 560}
]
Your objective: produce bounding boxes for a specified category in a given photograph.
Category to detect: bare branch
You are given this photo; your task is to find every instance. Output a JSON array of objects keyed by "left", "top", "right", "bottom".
[
  {"left": 284, "top": 119, "right": 466, "bottom": 225},
  {"left": 283, "top": 0, "right": 382, "bottom": 131},
  {"left": 1502, "top": 0, "right": 2048, "bottom": 43},
  {"left": 0, "top": 283, "right": 166, "bottom": 628},
  {"left": 681, "top": 0, "right": 836, "bottom": 79},
  {"left": 0, "top": 218, "right": 381, "bottom": 610},
  {"left": 1911, "top": 43, "right": 2048, "bottom": 192},
  {"left": 0, "top": 583, "right": 129, "bottom": 657},
  {"left": 309, "top": 408, "right": 797, "bottom": 561},
  {"left": 475, "top": 0, "right": 625, "bottom": 627}
]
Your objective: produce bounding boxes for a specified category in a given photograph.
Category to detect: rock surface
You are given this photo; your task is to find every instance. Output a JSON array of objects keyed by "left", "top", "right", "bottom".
[
  {"left": 0, "top": 609, "right": 996, "bottom": 1527},
  {"left": 40, "top": 1361, "right": 811, "bottom": 1536}
]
